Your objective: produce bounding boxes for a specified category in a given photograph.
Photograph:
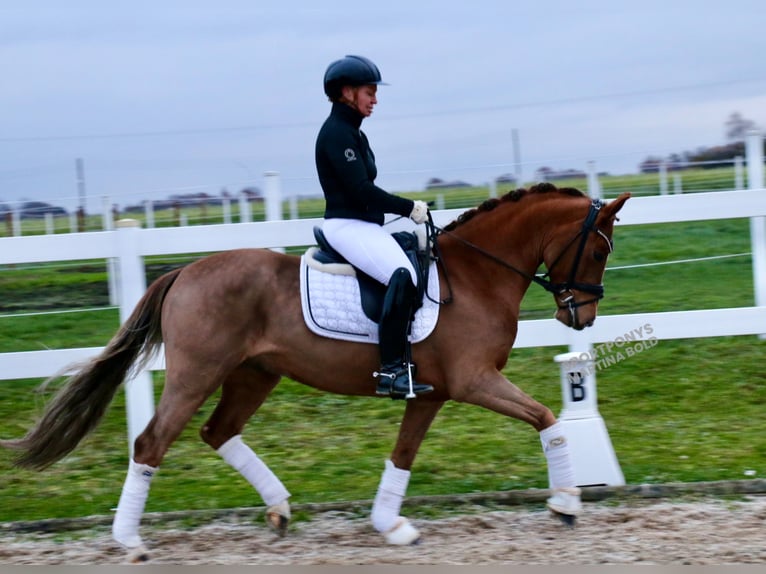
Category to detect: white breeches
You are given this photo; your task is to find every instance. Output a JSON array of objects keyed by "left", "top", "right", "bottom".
[{"left": 322, "top": 218, "right": 418, "bottom": 286}]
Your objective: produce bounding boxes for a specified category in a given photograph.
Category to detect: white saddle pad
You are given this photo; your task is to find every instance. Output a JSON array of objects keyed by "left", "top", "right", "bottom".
[{"left": 300, "top": 248, "right": 440, "bottom": 344}]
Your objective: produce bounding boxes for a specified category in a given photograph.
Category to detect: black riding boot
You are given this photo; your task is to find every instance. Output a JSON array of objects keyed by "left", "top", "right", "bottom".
[{"left": 374, "top": 268, "right": 434, "bottom": 400}]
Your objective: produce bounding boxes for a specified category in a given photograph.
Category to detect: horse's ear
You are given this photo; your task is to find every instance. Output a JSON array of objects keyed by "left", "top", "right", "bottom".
[{"left": 600, "top": 192, "right": 630, "bottom": 220}]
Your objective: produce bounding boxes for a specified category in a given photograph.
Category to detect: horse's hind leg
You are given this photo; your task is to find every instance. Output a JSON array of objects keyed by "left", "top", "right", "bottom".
[
  {"left": 372, "top": 398, "right": 444, "bottom": 545},
  {"left": 112, "top": 361, "right": 226, "bottom": 558},
  {"left": 199, "top": 365, "right": 291, "bottom": 535}
]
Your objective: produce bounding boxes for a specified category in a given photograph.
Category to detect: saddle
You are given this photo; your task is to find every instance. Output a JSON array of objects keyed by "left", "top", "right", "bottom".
[{"left": 309, "top": 226, "right": 430, "bottom": 322}]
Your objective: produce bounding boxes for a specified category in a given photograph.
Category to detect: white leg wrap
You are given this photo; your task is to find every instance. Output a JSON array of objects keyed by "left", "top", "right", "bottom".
[
  {"left": 217, "top": 434, "right": 290, "bottom": 506},
  {"left": 540, "top": 422, "right": 576, "bottom": 489},
  {"left": 540, "top": 422, "right": 582, "bottom": 516},
  {"left": 371, "top": 459, "right": 411, "bottom": 534},
  {"left": 112, "top": 459, "right": 158, "bottom": 549}
]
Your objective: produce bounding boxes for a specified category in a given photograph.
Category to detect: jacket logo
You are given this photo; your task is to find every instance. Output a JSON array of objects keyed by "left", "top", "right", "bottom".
[{"left": 344, "top": 149, "right": 357, "bottom": 162}]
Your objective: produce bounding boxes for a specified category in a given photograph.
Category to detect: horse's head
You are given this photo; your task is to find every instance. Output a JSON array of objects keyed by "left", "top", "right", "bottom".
[{"left": 541, "top": 192, "right": 630, "bottom": 330}]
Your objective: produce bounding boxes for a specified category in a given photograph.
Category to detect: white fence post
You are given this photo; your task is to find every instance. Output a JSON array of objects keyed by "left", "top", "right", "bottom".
[
  {"left": 264, "top": 171, "right": 284, "bottom": 253},
  {"left": 735, "top": 156, "right": 744, "bottom": 189},
  {"left": 44, "top": 213, "right": 54, "bottom": 234},
  {"left": 554, "top": 351, "right": 624, "bottom": 487},
  {"left": 264, "top": 171, "right": 282, "bottom": 222},
  {"left": 746, "top": 130, "right": 766, "bottom": 319},
  {"left": 12, "top": 208, "right": 21, "bottom": 237},
  {"left": 659, "top": 161, "right": 668, "bottom": 195},
  {"left": 144, "top": 200, "right": 155, "bottom": 229},
  {"left": 115, "top": 219, "right": 154, "bottom": 457},
  {"left": 587, "top": 161, "right": 601, "bottom": 200},
  {"left": 673, "top": 172, "right": 682, "bottom": 194},
  {"left": 103, "top": 196, "right": 118, "bottom": 305},
  {"left": 238, "top": 191, "right": 252, "bottom": 223},
  {"left": 222, "top": 197, "right": 232, "bottom": 224}
]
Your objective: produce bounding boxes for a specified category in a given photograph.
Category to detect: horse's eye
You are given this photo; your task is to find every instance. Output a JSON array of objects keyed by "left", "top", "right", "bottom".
[{"left": 593, "top": 251, "right": 606, "bottom": 262}]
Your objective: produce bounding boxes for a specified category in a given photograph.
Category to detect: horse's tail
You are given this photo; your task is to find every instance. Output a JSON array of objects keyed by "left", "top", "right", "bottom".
[{"left": 0, "top": 267, "right": 184, "bottom": 470}]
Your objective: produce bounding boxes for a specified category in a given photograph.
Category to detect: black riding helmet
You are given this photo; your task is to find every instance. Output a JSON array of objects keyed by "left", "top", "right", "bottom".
[{"left": 323, "top": 55, "right": 388, "bottom": 101}]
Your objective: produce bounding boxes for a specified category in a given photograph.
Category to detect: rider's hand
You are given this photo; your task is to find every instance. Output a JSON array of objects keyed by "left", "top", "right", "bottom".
[{"left": 410, "top": 200, "right": 429, "bottom": 224}]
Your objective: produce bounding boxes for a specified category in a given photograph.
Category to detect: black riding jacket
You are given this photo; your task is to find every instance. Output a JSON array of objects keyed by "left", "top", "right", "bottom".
[{"left": 315, "top": 102, "right": 414, "bottom": 225}]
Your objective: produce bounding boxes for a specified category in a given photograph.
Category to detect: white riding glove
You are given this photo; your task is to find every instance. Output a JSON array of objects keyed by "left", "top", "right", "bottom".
[{"left": 409, "top": 200, "right": 429, "bottom": 224}]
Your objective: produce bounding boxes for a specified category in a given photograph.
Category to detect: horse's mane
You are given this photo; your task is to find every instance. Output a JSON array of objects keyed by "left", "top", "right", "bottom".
[{"left": 443, "top": 182, "right": 586, "bottom": 232}]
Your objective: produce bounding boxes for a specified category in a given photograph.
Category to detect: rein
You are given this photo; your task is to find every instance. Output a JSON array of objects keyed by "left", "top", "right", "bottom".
[{"left": 425, "top": 199, "right": 611, "bottom": 312}]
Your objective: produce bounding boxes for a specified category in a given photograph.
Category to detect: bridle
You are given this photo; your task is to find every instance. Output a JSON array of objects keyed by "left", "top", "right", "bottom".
[{"left": 426, "top": 198, "right": 613, "bottom": 324}]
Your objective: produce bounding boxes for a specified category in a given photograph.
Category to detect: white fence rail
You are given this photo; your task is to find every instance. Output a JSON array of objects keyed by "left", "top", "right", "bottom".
[
  {"left": 1, "top": 136, "right": 764, "bottom": 454},
  {"left": 4, "top": 186, "right": 766, "bottom": 367}
]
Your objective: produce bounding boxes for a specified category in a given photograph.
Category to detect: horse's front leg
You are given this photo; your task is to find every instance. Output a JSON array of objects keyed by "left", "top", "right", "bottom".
[
  {"left": 452, "top": 369, "right": 582, "bottom": 525},
  {"left": 372, "top": 398, "right": 444, "bottom": 545}
]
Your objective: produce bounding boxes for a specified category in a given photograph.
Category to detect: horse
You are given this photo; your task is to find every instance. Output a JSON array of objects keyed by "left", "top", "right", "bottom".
[{"left": 1, "top": 183, "right": 630, "bottom": 562}]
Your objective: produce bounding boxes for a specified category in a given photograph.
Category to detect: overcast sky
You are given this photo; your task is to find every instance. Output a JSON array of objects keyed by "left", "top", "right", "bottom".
[{"left": 2, "top": 0, "right": 765, "bottom": 212}]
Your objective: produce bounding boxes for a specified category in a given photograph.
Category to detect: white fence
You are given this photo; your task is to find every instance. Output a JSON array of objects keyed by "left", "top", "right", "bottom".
[{"left": 1, "top": 134, "right": 764, "bottom": 453}]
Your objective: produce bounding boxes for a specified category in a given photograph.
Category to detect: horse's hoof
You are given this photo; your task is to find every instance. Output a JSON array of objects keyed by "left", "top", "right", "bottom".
[
  {"left": 266, "top": 500, "right": 291, "bottom": 537},
  {"left": 551, "top": 510, "right": 577, "bottom": 528},
  {"left": 384, "top": 517, "right": 421, "bottom": 545},
  {"left": 125, "top": 544, "right": 151, "bottom": 563}
]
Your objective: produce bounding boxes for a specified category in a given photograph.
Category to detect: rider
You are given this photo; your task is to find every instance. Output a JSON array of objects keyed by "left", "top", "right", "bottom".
[{"left": 315, "top": 54, "right": 433, "bottom": 400}]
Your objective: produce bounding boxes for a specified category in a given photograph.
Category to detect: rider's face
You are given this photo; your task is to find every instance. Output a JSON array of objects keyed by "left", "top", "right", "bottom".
[{"left": 342, "top": 84, "right": 377, "bottom": 117}]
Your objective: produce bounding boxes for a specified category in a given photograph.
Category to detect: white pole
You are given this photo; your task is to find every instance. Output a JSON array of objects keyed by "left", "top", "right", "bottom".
[
  {"left": 144, "top": 200, "right": 155, "bottom": 229},
  {"left": 264, "top": 171, "right": 282, "bottom": 222},
  {"left": 586, "top": 161, "right": 601, "bottom": 200},
  {"left": 512, "top": 128, "right": 522, "bottom": 186},
  {"left": 12, "top": 207, "right": 20, "bottom": 236},
  {"left": 673, "top": 173, "right": 682, "bottom": 194},
  {"left": 115, "top": 219, "right": 154, "bottom": 457},
  {"left": 44, "top": 213, "right": 54, "bottom": 235},
  {"left": 102, "top": 196, "right": 114, "bottom": 231},
  {"left": 746, "top": 131, "right": 766, "bottom": 329},
  {"left": 238, "top": 191, "right": 252, "bottom": 223},
  {"left": 264, "top": 171, "right": 284, "bottom": 253},
  {"left": 289, "top": 195, "right": 299, "bottom": 220},
  {"left": 222, "top": 197, "right": 232, "bottom": 224},
  {"left": 659, "top": 161, "right": 668, "bottom": 195},
  {"left": 488, "top": 179, "right": 497, "bottom": 199},
  {"left": 734, "top": 156, "right": 744, "bottom": 190}
]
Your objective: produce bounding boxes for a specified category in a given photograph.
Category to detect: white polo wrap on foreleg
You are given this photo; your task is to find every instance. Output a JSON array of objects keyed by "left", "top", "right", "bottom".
[
  {"left": 371, "top": 459, "right": 411, "bottom": 533},
  {"left": 217, "top": 434, "right": 290, "bottom": 506},
  {"left": 540, "top": 421, "right": 577, "bottom": 488},
  {"left": 540, "top": 421, "right": 582, "bottom": 516},
  {"left": 112, "top": 459, "right": 158, "bottom": 549}
]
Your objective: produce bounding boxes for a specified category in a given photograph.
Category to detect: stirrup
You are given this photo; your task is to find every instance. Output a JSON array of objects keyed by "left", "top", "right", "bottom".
[{"left": 373, "top": 363, "right": 433, "bottom": 400}]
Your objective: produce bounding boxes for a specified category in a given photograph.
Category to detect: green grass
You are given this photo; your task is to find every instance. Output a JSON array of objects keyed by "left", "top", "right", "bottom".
[{"left": 0, "top": 171, "right": 764, "bottom": 523}]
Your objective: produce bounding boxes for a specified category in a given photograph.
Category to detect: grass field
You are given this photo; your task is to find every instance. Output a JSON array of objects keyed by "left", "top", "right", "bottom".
[{"left": 0, "top": 169, "right": 764, "bottom": 523}]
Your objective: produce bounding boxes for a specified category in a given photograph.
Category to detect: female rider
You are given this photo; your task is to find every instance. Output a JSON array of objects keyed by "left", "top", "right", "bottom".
[{"left": 315, "top": 55, "right": 432, "bottom": 399}]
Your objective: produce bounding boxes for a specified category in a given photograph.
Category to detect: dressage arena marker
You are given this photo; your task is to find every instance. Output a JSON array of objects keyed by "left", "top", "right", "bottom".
[{"left": 554, "top": 351, "right": 625, "bottom": 487}]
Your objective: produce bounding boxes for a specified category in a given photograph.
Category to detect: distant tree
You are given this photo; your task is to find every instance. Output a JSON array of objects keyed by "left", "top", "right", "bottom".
[
  {"left": 687, "top": 142, "right": 746, "bottom": 167},
  {"left": 535, "top": 167, "right": 554, "bottom": 181},
  {"left": 639, "top": 156, "right": 664, "bottom": 173},
  {"left": 495, "top": 173, "right": 517, "bottom": 185},
  {"left": 725, "top": 112, "right": 758, "bottom": 142},
  {"left": 20, "top": 201, "right": 67, "bottom": 219}
]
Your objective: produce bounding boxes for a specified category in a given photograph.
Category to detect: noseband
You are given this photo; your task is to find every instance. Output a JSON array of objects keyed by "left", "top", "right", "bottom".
[{"left": 429, "top": 198, "right": 612, "bottom": 324}]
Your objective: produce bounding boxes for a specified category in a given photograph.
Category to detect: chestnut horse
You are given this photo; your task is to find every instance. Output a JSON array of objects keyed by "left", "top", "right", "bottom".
[{"left": 2, "top": 183, "right": 629, "bottom": 561}]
